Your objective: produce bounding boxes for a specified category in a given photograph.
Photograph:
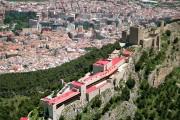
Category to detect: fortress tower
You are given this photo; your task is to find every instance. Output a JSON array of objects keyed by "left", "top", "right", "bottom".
[
  {"left": 129, "top": 26, "right": 144, "bottom": 45},
  {"left": 120, "top": 25, "right": 162, "bottom": 50}
]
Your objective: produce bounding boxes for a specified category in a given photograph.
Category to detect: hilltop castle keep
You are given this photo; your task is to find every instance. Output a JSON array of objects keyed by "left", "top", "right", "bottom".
[
  {"left": 39, "top": 24, "right": 165, "bottom": 120},
  {"left": 121, "top": 24, "right": 164, "bottom": 50}
]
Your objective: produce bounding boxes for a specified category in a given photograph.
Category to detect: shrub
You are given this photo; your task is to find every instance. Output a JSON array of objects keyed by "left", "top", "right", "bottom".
[
  {"left": 102, "top": 102, "right": 111, "bottom": 115},
  {"left": 91, "top": 96, "right": 102, "bottom": 108},
  {"left": 121, "top": 86, "right": 130, "bottom": 101},
  {"left": 126, "top": 79, "right": 135, "bottom": 89},
  {"left": 75, "top": 113, "right": 82, "bottom": 120},
  {"left": 59, "top": 116, "right": 64, "bottom": 120},
  {"left": 173, "top": 37, "right": 179, "bottom": 44},
  {"left": 165, "top": 30, "right": 171, "bottom": 36}
]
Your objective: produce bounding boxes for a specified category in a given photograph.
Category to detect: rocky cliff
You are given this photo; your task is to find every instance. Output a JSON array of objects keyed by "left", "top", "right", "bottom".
[
  {"left": 148, "top": 22, "right": 180, "bottom": 87},
  {"left": 61, "top": 22, "right": 180, "bottom": 120}
]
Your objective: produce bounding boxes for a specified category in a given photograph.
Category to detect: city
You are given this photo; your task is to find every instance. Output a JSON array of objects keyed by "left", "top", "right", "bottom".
[
  {"left": 0, "top": 0, "right": 179, "bottom": 120},
  {"left": 0, "top": 0, "right": 179, "bottom": 74}
]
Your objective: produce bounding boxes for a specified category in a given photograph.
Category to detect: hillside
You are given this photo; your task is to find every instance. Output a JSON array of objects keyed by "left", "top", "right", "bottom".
[
  {"left": 70, "top": 67, "right": 180, "bottom": 120},
  {"left": 0, "top": 21, "right": 179, "bottom": 120},
  {"left": 64, "top": 22, "right": 180, "bottom": 120},
  {"left": 134, "top": 67, "right": 180, "bottom": 120},
  {"left": 0, "top": 42, "right": 120, "bottom": 120}
]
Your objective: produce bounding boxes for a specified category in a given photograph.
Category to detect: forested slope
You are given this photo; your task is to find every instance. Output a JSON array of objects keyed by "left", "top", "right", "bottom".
[
  {"left": 71, "top": 26, "right": 180, "bottom": 120},
  {"left": 135, "top": 67, "right": 180, "bottom": 120},
  {"left": 0, "top": 42, "right": 120, "bottom": 120}
]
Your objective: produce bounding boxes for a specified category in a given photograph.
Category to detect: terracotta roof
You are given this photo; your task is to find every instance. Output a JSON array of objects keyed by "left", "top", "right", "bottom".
[
  {"left": 123, "top": 50, "right": 133, "bottom": 57},
  {"left": 45, "top": 89, "right": 80, "bottom": 104},
  {"left": 85, "top": 57, "right": 125, "bottom": 83},
  {"left": 72, "top": 81, "right": 84, "bottom": 87},
  {"left": 20, "top": 117, "right": 28, "bottom": 120},
  {"left": 86, "top": 81, "right": 107, "bottom": 93},
  {"left": 112, "top": 57, "right": 124, "bottom": 65},
  {"left": 95, "top": 59, "right": 110, "bottom": 65}
]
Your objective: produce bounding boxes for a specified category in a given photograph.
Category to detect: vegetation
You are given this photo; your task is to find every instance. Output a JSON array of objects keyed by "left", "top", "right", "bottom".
[
  {"left": 135, "top": 34, "right": 169, "bottom": 78},
  {"left": 0, "top": 42, "right": 120, "bottom": 120},
  {"left": 121, "top": 86, "right": 130, "bottom": 101},
  {"left": 134, "top": 32, "right": 180, "bottom": 120},
  {"left": 76, "top": 83, "right": 131, "bottom": 120},
  {"left": 126, "top": 78, "right": 135, "bottom": 89},
  {"left": 28, "top": 107, "right": 43, "bottom": 120},
  {"left": 165, "top": 30, "right": 171, "bottom": 36},
  {"left": 0, "top": 96, "right": 42, "bottom": 120},
  {"left": 59, "top": 115, "right": 65, "bottom": 120},
  {"left": 75, "top": 30, "right": 178, "bottom": 120},
  {"left": 135, "top": 67, "right": 180, "bottom": 120},
  {"left": 173, "top": 37, "right": 179, "bottom": 44},
  {"left": 91, "top": 95, "right": 102, "bottom": 109},
  {"left": 0, "top": 42, "right": 120, "bottom": 98},
  {"left": 4, "top": 11, "right": 36, "bottom": 30}
]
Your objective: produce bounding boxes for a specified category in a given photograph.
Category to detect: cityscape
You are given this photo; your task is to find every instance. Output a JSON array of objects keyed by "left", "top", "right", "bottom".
[
  {"left": 0, "top": 0, "right": 179, "bottom": 120},
  {"left": 0, "top": 0, "right": 179, "bottom": 74}
]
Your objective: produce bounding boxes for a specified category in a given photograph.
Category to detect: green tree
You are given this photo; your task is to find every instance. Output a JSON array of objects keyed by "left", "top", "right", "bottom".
[
  {"left": 91, "top": 96, "right": 102, "bottom": 108},
  {"left": 135, "top": 68, "right": 180, "bottom": 120},
  {"left": 121, "top": 86, "right": 130, "bottom": 101},
  {"left": 0, "top": 42, "right": 121, "bottom": 120},
  {"left": 126, "top": 79, "right": 135, "bottom": 89},
  {"left": 102, "top": 102, "right": 111, "bottom": 115},
  {"left": 59, "top": 115, "right": 64, "bottom": 120},
  {"left": 165, "top": 30, "right": 171, "bottom": 36},
  {"left": 173, "top": 37, "right": 179, "bottom": 44}
]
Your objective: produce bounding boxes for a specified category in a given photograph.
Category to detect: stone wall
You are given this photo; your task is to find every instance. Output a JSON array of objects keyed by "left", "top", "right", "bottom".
[
  {"left": 60, "top": 56, "right": 137, "bottom": 120},
  {"left": 148, "top": 24, "right": 180, "bottom": 87},
  {"left": 61, "top": 100, "right": 85, "bottom": 120},
  {"left": 148, "top": 54, "right": 180, "bottom": 87}
]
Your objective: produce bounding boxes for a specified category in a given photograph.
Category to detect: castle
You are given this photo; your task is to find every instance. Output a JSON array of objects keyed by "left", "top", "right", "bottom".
[
  {"left": 39, "top": 23, "right": 166, "bottom": 120},
  {"left": 121, "top": 22, "right": 164, "bottom": 50},
  {"left": 19, "top": 22, "right": 166, "bottom": 120},
  {"left": 41, "top": 49, "right": 133, "bottom": 120}
]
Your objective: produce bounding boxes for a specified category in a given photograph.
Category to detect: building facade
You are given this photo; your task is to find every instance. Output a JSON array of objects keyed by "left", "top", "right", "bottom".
[
  {"left": 121, "top": 24, "right": 163, "bottom": 50},
  {"left": 41, "top": 49, "right": 133, "bottom": 120}
]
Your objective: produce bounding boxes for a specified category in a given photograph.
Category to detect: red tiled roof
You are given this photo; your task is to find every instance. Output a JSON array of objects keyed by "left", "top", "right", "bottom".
[
  {"left": 20, "top": 117, "right": 28, "bottom": 120},
  {"left": 86, "top": 81, "right": 108, "bottom": 93},
  {"left": 45, "top": 90, "right": 80, "bottom": 104},
  {"left": 95, "top": 59, "right": 110, "bottom": 65},
  {"left": 71, "top": 81, "right": 84, "bottom": 87},
  {"left": 85, "top": 57, "right": 125, "bottom": 83},
  {"left": 123, "top": 50, "right": 133, "bottom": 57},
  {"left": 84, "top": 71, "right": 102, "bottom": 82},
  {"left": 42, "top": 57, "right": 125, "bottom": 104},
  {"left": 0, "top": 32, "right": 13, "bottom": 37},
  {"left": 8, "top": 45, "right": 19, "bottom": 50},
  {"left": 0, "top": 42, "right": 3, "bottom": 46},
  {"left": 112, "top": 57, "right": 124, "bottom": 65},
  {"left": 86, "top": 86, "right": 96, "bottom": 93}
]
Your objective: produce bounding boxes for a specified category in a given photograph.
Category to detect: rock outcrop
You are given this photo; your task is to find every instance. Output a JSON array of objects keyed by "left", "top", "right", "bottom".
[{"left": 148, "top": 24, "right": 180, "bottom": 87}]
